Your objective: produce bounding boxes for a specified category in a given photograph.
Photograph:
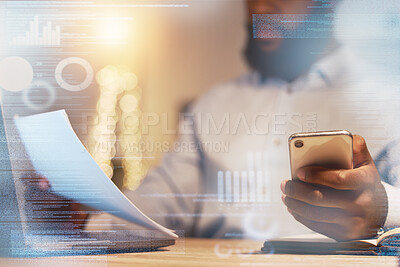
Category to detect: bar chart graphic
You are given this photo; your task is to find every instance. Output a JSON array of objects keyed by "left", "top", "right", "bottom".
[
  {"left": 9, "top": 16, "right": 61, "bottom": 47},
  {"left": 217, "top": 152, "right": 282, "bottom": 203}
]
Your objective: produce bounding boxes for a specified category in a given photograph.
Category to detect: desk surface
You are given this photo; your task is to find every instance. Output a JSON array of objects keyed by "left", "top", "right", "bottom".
[{"left": 2, "top": 238, "right": 398, "bottom": 267}]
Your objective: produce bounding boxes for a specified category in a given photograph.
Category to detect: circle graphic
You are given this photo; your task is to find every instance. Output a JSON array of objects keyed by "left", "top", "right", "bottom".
[
  {"left": 0, "top": 56, "right": 33, "bottom": 92},
  {"left": 243, "top": 211, "right": 279, "bottom": 240},
  {"left": 22, "top": 80, "right": 56, "bottom": 110},
  {"left": 55, "top": 57, "right": 93, "bottom": 91}
]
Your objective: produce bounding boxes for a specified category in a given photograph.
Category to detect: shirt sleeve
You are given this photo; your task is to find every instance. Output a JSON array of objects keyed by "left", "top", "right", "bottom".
[
  {"left": 85, "top": 111, "right": 203, "bottom": 236},
  {"left": 382, "top": 182, "right": 400, "bottom": 228},
  {"left": 375, "top": 140, "right": 400, "bottom": 228}
]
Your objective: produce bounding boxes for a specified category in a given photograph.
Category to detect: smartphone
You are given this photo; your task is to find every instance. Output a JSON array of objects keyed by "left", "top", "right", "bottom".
[{"left": 288, "top": 130, "right": 353, "bottom": 179}]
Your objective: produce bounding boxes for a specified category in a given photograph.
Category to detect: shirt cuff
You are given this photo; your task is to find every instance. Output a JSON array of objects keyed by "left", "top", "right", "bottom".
[{"left": 382, "top": 182, "right": 400, "bottom": 228}]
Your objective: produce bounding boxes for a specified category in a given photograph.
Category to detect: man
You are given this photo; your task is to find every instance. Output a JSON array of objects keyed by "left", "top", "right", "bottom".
[{"left": 39, "top": 0, "right": 399, "bottom": 240}]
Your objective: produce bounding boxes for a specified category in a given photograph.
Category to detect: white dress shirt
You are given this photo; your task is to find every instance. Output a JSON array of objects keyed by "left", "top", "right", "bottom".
[{"left": 87, "top": 46, "right": 400, "bottom": 238}]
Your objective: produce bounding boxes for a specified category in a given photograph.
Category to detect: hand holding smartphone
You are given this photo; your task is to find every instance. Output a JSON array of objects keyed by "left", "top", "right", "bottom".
[
  {"left": 284, "top": 132, "right": 388, "bottom": 241},
  {"left": 288, "top": 130, "right": 353, "bottom": 180}
]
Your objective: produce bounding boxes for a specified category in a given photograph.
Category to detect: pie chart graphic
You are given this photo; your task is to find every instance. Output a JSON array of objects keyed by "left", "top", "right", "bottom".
[{"left": 55, "top": 57, "right": 93, "bottom": 91}]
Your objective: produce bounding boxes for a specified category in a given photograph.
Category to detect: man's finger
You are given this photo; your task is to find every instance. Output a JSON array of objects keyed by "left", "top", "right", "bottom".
[
  {"left": 38, "top": 177, "right": 50, "bottom": 190},
  {"left": 282, "top": 195, "right": 349, "bottom": 224},
  {"left": 21, "top": 172, "right": 51, "bottom": 191},
  {"left": 281, "top": 180, "right": 356, "bottom": 208},
  {"left": 296, "top": 165, "right": 375, "bottom": 190}
]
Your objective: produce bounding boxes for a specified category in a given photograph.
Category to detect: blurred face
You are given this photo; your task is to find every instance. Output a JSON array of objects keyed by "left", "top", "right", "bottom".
[
  {"left": 247, "top": 0, "right": 318, "bottom": 52},
  {"left": 244, "top": 0, "right": 335, "bottom": 82}
]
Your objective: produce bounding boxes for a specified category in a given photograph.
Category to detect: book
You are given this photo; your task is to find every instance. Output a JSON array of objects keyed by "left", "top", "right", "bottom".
[
  {"left": 14, "top": 110, "right": 178, "bottom": 239},
  {"left": 263, "top": 228, "right": 400, "bottom": 255}
]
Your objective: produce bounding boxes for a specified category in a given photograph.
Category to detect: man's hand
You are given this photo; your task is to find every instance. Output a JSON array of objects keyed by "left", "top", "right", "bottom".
[
  {"left": 281, "top": 135, "right": 388, "bottom": 241},
  {"left": 24, "top": 173, "right": 90, "bottom": 230}
]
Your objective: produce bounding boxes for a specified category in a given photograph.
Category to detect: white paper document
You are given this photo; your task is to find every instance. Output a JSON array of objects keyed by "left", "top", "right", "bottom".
[{"left": 15, "top": 110, "right": 178, "bottom": 239}]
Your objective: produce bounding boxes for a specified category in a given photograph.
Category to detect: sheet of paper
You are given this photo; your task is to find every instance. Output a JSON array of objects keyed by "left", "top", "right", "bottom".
[
  {"left": 275, "top": 233, "right": 335, "bottom": 243},
  {"left": 14, "top": 110, "right": 178, "bottom": 239}
]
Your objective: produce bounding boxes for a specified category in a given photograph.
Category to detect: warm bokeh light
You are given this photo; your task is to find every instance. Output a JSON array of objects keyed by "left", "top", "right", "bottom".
[
  {"left": 97, "top": 17, "right": 133, "bottom": 45},
  {"left": 99, "top": 162, "right": 114, "bottom": 178},
  {"left": 121, "top": 72, "right": 138, "bottom": 90},
  {"left": 96, "top": 65, "right": 119, "bottom": 86},
  {"left": 119, "top": 94, "right": 138, "bottom": 113},
  {"left": 90, "top": 65, "right": 143, "bottom": 189}
]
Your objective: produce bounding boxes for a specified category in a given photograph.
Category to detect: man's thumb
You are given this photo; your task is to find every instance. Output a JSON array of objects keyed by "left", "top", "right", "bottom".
[{"left": 352, "top": 135, "right": 373, "bottom": 168}]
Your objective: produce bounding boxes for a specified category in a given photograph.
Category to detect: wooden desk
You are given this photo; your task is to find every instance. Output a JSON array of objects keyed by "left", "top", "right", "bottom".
[{"left": 1, "top": 238, "right": 398, "bottom": 267}]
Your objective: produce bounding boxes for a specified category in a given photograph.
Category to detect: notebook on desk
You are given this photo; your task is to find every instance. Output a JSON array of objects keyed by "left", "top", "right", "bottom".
[{"left": 262, "top": 228, "right": 400, "bottom": 255}]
